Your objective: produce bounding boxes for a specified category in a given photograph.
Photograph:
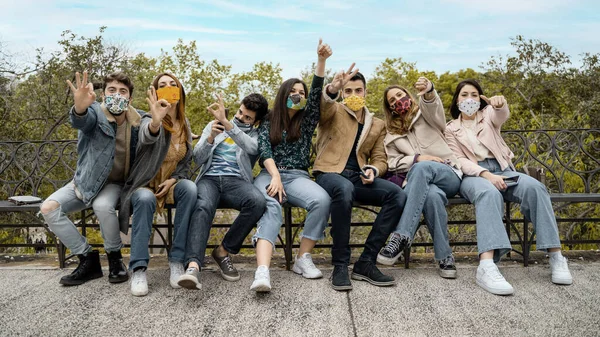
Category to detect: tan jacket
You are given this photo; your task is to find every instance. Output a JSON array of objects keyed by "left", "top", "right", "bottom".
[
  {"left": 313, "top": 85, "right": 387, "bottom": 177},
  {"left": 385, "top": 92, "right": 460, "bottom": 174},
  {"left": 444, "top": 104, "right": 515, "bottom": 177}
]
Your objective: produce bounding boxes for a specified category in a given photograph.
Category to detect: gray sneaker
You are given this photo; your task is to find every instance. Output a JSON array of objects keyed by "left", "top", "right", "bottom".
[
  {"left": 212, "top": 248, "right": 240, "bottom": 282},
  {"left": 178, "top": 267, "right": 202, "bottom": 290}
]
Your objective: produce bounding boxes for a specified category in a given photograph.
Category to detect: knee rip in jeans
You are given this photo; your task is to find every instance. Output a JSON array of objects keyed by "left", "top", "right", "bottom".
[{"left": 40, "top": 200, "right": 60, "bottom": 215}]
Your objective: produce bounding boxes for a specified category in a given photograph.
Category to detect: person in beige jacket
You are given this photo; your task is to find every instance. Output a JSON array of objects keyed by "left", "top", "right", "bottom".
[
  {"left": 444, "top": 79, "right": 572, "bottom": 296},
  {"left": 376, "top": 77, "right": 462, "bottom": 279},
  {"left": 314, "top": 66, "right": 406, "bottom": 291}
]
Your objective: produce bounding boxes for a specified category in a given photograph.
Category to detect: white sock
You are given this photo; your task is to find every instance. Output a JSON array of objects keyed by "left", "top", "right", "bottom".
[
  {"left": 549, "top": 251, "right": 563, "bottom": 259},
  {"left": 479, "top": 259, "right": 495, "bottom": 267},
  {"left": 257, "top": 265, "right": 269, "bottom": 271}
]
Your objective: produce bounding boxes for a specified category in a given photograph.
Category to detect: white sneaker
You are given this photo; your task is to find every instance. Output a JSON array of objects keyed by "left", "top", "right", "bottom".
[
  {"left": 250, "top": 265, "right": 271, "bottom": 292},
  {"left": 292, "top": 253, "right": 323, "bottom": 279},
  {"left": 169, "top": 262, "right": 184, "bottom": 289},
  {"left": 131, "top": 269, "right": 148, "bottom": 297},
  {"left": 476, "top": 263, "right": 514, "bottom": 296},
  {"left": 549, "top": 255, "right": 573, "bottom": 285}
]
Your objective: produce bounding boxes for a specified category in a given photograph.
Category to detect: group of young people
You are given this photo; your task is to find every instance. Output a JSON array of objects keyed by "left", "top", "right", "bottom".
[{"left": 40, "top": 39, "right": 572, "bottom": 297}]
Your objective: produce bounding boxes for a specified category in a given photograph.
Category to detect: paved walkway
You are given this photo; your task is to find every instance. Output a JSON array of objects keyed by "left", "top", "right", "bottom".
[{"left": 0, "top": 254, "right": 599, "bottom": 336}]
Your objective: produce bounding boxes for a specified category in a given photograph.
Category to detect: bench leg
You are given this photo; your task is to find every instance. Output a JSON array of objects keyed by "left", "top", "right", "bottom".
[
  {"left": 284, "top": 206, "right": 293, "bottom": 271},
  {"left": 523, "top": 220, "right": 530, "bottom": 267},
  {"left": 404, "top": 247, "right": 410, "bottom": 269}
]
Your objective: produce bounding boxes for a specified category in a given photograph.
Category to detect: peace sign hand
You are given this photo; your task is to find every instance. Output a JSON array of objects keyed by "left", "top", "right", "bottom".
[
  {"left": 328, "top": 63, "right": 360, "bottom": 94},
  {"left": 66, "top": 71, "right": 97, "bottom": 114},
  {"left": 146, "top": 86, "right": 170, "bottom": 125},
  {"left": 480, "top": 95, "right": 506, "bottom": 109},
  {"left": 317, "top": 38, "right": 333, "bottom": 61},
  {"left": 414, "top": 77, "right": 433, "bottom": 96}
]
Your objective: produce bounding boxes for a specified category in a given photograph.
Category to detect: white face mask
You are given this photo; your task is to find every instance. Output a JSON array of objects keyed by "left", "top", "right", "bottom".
[{"left": 458, "top": 98, "right": 480, "bottom": 116}]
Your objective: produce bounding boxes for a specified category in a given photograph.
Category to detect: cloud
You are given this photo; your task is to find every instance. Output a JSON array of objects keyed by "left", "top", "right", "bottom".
[
  {"left": 81, "top": 19, "right": 248, "bottom": 35},
  {"left": 441, "top": 0, "right": 573, "bottom": 14}
]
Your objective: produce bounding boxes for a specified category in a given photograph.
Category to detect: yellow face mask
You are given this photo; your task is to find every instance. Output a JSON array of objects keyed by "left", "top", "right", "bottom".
[
  {"left": 156, "top": 86, "right": 180, "bottom": 104},
  {"left": 342, "top": 95, "right": 366, "bottom": 112}
]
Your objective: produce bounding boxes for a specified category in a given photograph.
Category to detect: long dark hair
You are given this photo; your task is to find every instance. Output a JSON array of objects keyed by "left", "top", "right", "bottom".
[
  {"left": 382, "top": 85, "right": 419, "bottom": 135},
  {"left": 450, "top": 79, "right": 488, "bottom": 119},
  {"left": 151, "top": 72, "right": 190, "bottom": 142},
  {"left": 269, "top": 78, "right": 308, "bottom": 146}
]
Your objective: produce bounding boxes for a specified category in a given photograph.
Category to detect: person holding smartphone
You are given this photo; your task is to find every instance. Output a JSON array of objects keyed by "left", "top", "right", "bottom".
[
  {"left": 444, "top": 79, "right": 572, "bottom": 295},
  {"left": 313, "top": 66, "right": 407, "bottom": 291},
  {"left": 177, "top": 93, "right": 269, "bottom": 290},
  {"left": 250, "top": 39, "right": 333, "bottom": 292},
  {"left": 376, "top": 78, "right": 462, "bottom": 281}
]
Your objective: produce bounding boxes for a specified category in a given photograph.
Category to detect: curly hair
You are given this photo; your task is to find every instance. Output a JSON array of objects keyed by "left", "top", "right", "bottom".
[{"left": 241, "top": 93, "right": 269, "bottom": 122}]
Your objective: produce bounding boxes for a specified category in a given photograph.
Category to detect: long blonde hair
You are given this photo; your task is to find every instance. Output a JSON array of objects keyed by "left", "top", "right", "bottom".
[{"left": 383, "top": 85, "right": 419, "bottom": 135}]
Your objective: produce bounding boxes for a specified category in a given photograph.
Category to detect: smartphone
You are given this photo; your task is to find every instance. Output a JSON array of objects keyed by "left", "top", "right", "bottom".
[
  {"left": 265, "top": 184, "right": 287, "bottom": 204},
  {"left": 359, "top": 171, "right": 369, "bottom": 179},
  {"left": 503, "top": 176, "right": 520, "bottom": 187}
]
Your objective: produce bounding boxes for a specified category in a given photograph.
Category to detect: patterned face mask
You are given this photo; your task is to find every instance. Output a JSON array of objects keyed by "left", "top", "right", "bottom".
[
  {"left": 458, "top": 98, "right": 480, "bottom": 116},
  {"left": 286, "top": 94, "right": 307, "bottom": 110},
  {"left": 104, "top": 93, "right": 130, "bottom": 116},
  {"left": 342, "top": 95, "right": 366, "bottom": 112},
  {"left": 391, "top": 96, "right": 412, "bottom": 115}
]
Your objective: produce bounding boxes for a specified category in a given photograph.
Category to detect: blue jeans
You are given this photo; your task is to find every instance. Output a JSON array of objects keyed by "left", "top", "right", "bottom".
[
  {"left": 252, "top": 169, "right": 331, "bottom": 247},
  {"left": 42, "top": 182, "right": 123, "bottom": 254},
  {"left": 316, "top": 171, "right": 407, "bottom": 265},
  {"left": 394, "top": 161, "right": 461, "bottom": 261},
  {"left": 129, "top": 179, "right": 197, "bottom": 271},
  {"left": 185, "top": 175, "right": 266, "bottom": 267},
  {"left": 460, "top": 158, "right": 561, "bottom": 261}
]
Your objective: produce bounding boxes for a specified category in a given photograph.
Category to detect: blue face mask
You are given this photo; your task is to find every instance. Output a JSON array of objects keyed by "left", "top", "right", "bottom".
[{"left": 286, "top": 94, "right": 307, "bottom": 110}]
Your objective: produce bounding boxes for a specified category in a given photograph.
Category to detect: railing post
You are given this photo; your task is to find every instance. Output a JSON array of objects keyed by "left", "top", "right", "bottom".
[{"left": 284, "top": 206, "right": 293, "bottom": 271}]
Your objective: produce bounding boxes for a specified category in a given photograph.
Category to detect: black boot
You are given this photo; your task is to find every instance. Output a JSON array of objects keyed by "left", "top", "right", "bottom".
[
  {"left": 59, "top": 250, "right": 103, "bottom": 286},
  {"left": 107, "top": 250, "right": 129, "bottom": 283}
]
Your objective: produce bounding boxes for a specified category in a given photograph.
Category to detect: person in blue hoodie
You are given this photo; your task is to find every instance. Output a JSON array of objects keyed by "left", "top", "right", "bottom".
[{"left": 40, "top": 71, "right": 143, "bottom": 286}]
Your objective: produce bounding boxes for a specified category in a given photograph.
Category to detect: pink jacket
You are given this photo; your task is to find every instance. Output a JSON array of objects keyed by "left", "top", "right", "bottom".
[{"left": 444, "top": 104, "right": 515, "bottom": 177}]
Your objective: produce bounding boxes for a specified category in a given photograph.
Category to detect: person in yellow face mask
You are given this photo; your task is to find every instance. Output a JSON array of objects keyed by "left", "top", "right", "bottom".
[{"left": 313, "top": 66, "right": 407, "bottom": 291}]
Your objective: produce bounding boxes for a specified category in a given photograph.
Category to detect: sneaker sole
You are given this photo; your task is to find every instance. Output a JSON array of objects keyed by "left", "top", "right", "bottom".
[
  {"left": 250, "top": 283, "right": 272, "bottom": 293},
  {"left": 552, "top": 277, "right": 573, "bottom": 285},
  {"left": 178, "top": 276, "right": 202, "bottom": 290},
  {"left": 376, "top": 252, "right": 402, "bottom": 266},
  {"left": 131, "top": 288, "right": 148, "bottom": 297},
  {"left": 59, "top": 272, "right": 103, "bottom": 286},
  {"left": 351, "top": 273, "right": 395, "bottom": 287},
  {"left": 292, "top": 264, "right": 323, "bottom": 279},
  {"left": 331, "top": 283, "right": 353, "bottom": 291},
  {"left": 438, "top": 269, "right": 457, "bottom": 279},
  {"left": 476, "top": 278, "right": 514, "bottom": 295},
  {"left": 219, "top": 270, "right": 241, "bottom": 282}
]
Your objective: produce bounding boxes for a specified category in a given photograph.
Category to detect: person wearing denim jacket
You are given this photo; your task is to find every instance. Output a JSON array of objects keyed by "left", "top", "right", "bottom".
[
  {"left": 444, "top": 79, "right": 572, "bottom": 296},
  {"left": 377, "top": 78, "right": 463, "bottom": 280},
  {"left": 40, "top": 71, "right": 142, "bottom": 286},
  {"left": 177, "top": 93, "right": 269, "bottom": 290},
  {"left": 314, "top": 68, "right": 407, "bottom": 291},
  {"left": 119, "top": 73, "right": 196, "bottom": 296},
  {"left": 249, "top": 39, "right": 332, "bottom": 293}
]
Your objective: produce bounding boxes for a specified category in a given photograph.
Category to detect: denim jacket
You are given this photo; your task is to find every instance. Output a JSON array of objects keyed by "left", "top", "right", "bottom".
[
  {"left": 70, "top": 102, "right": 143, "bottom": 205},
  {"left": 194, "top": 120, "right": 259, "bottom": 183}
]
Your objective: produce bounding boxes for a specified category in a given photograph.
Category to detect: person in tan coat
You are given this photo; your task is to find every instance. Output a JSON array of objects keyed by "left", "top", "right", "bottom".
[
  {"left": 444, "top": 79, "right": 572, "bottom": 295},
  {"left": 376, "top": 77, "right": 462, "bottom": 279},
  {"left": 314, "top": 66, "right": 407, "bottom": 291}
]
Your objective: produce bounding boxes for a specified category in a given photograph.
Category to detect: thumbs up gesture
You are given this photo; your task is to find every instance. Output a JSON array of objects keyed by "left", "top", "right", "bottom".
[
  {"left": 480, "top": 95, "right": 507, "bottom": 109},
  {"left": 317, "top": 38, "right": 332, "bottom": 61}
]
